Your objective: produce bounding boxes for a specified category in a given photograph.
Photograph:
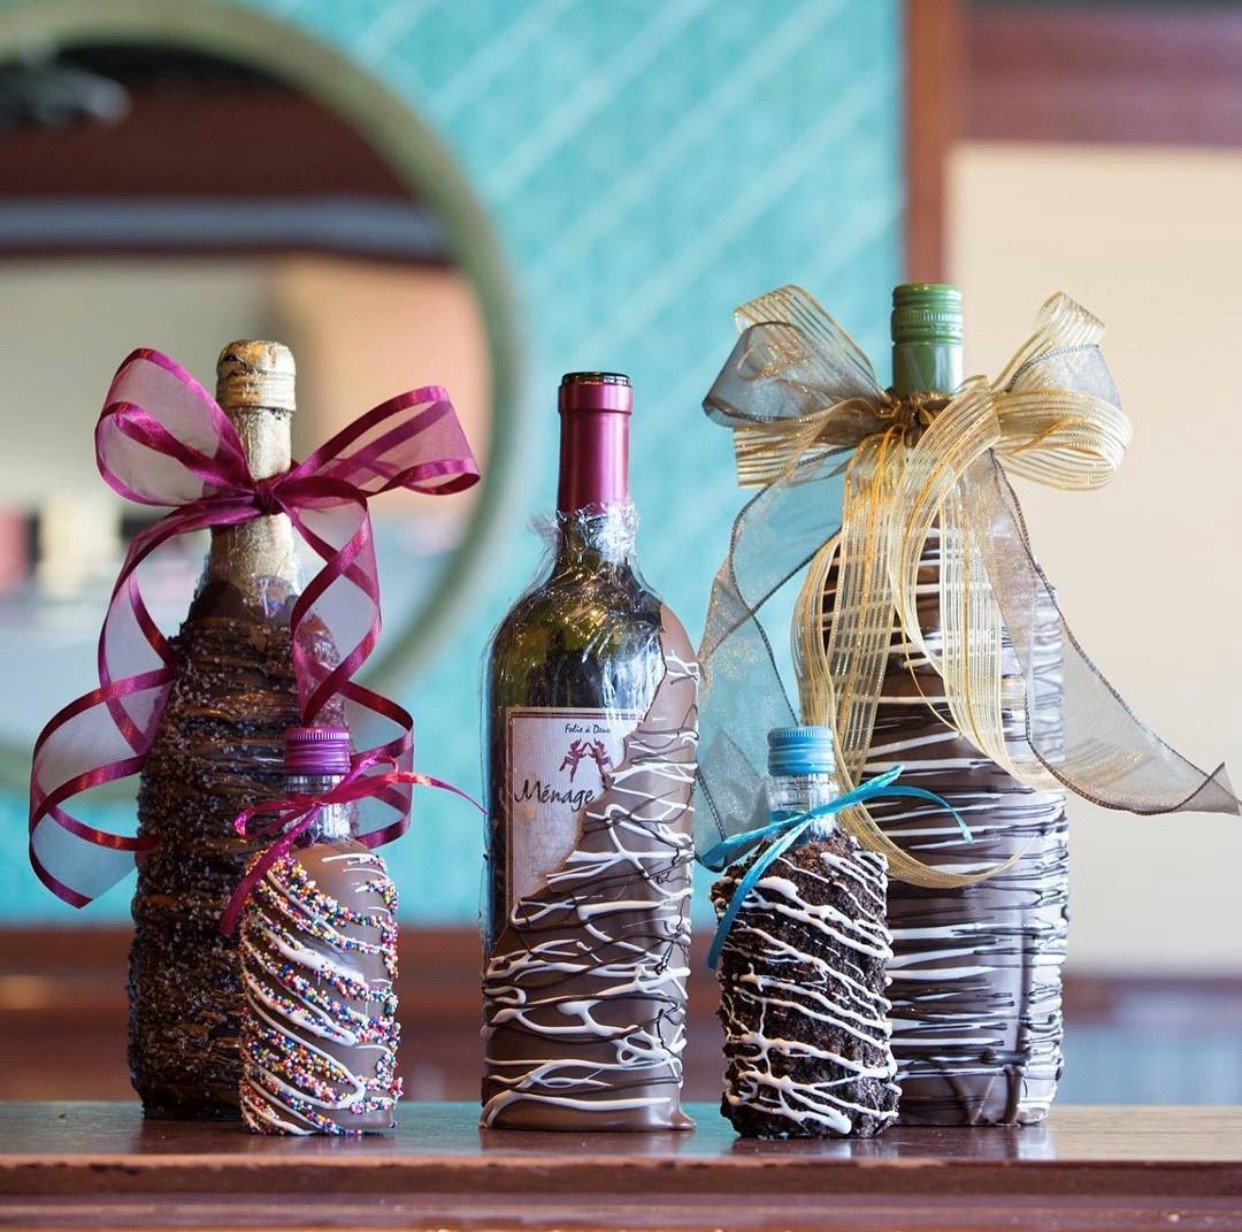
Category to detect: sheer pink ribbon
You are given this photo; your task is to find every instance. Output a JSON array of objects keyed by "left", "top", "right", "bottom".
[
  {"left": 221, "top": 750, "right": 483, "bottom": 936},
  {"left": 29, "top": 348, "right": 480, "bottom": 908}
]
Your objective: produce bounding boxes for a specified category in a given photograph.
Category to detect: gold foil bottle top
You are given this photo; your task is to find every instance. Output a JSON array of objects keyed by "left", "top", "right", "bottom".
[
  {"left": 215, "top": 340, "right": 297, "bottom": 414},
  {"left": 215, "top": 340, "right": 295, "bottom": 481}
]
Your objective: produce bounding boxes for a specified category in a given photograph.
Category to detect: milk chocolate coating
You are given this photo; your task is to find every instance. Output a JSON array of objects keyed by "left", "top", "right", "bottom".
[
  {"left": 481, "top": 614, "right": 699, "bottom": 1131},
  {"left": 128, "top": 604, "right": 342, "bottom": 1120},
  {"left": 822, "top": 534, "right": 1068, "bottom": 1126},
  {"left": 240, "top": 841, "right": 400, "bottom": 1135},
  {"left": 713, "top": 833, "right": 899, "bottom": 1138}
]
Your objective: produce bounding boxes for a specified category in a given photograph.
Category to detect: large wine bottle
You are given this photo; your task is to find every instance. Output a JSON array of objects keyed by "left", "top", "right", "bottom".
[
  {"left": 129, "top": 341, "right": 340, "bottom": 1119},
  {"left": 820, "top": 285, "right": 1069, "bottom": 1125},
  {"left": 482, "top": 372, "right": 699, "bottom": 1131}
]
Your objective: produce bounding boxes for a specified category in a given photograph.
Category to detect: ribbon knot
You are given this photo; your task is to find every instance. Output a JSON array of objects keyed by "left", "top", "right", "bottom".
[
  {"left": 886, "top": 389, "right": 949, "bottom": 438},
  {"left": 252, "top": 476, "right": 283, "bottom": 516},
  {"left": 703, "top": 765, "right": 970, "bottom": 969},
  {"left": 220, "top": 751, "right": 482, "bottom": 936},
  {"left": 695, "top": 286, "right": 1238, "bottom": 890},
  {"left": 29, "top": 347, "right": 481, "bottom": 908}
]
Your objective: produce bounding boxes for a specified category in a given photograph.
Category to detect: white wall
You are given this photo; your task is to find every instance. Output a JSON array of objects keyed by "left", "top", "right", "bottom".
[{"left": 951, "top": 142, "right": 1242, "bottom": 972}]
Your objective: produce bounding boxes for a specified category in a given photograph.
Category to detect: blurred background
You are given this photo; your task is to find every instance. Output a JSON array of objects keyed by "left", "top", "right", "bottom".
[{"left": 0, "top": 0, "right": 1238, "bottom": 1106}]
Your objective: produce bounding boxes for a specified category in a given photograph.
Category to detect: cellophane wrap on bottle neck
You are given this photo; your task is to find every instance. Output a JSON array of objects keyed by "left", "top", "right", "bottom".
[
  {"left": 695, "top": 285, "right": 1238, "bottom": 1125},
  {"left": 482, "top": 501, "right": 700, "bottom": 1130}
]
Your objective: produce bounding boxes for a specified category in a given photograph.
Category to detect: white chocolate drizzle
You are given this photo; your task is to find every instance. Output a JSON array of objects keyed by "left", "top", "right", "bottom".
[
  {"left": 713, "top": 838, "right": 900, "bottom": 1137},
  {"left": 823, "top": 530, "right": 1069, "bottom": 1126},
  {"left": 482, "top": 629, "right": 699, "bottom": 1128}
]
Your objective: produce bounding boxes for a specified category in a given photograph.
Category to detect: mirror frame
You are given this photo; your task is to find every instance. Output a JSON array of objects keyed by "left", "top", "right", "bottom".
[{"left": 0, "top": 0, "right": 522, "bottom": 789}]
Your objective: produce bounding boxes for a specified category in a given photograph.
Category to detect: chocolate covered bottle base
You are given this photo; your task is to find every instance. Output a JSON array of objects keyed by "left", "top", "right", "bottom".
[
  {"left": 128, "top": 609, "right": 342, "bottom": 1120},
  {"left": 713, "top": 833, "right": 899, "bottom": 1139},
  {"left": 240, "top": 841, "right": 401, "bottom": 1135},
  {"left": 823, "top": 534, "right": 1069, "bottom": 1127},
  {"left": 481, "top": 619, "right": 699, "bottom": 1131}
]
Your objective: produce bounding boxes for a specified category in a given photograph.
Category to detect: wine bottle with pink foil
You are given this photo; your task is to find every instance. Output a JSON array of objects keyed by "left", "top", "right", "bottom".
[
  {"left": 129, "top": 341, "right": 341, "bottom": 1120},
  {"left": 482, "top": 372, "right": 700, "bottom": 1131}
]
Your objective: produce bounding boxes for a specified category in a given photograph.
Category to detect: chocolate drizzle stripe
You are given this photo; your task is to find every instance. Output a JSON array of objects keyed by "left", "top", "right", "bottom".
[
  {"left": 822, "top": 538, "right": 1069, "bottom": 1127},
  {"left": 714, "top": 837, "right": 899, "bottom": 1138}
]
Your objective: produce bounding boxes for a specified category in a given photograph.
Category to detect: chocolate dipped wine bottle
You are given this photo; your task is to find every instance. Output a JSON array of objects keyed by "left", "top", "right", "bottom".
[
  {"left": 819, "top": 286, "right": 1069, "bottom": 1125},
  {"left": 129, "top": 341, "right": 341, "bottom": 1119},
  {"left": 482, "top": 373, "right": 700, "bottom": 1131}
]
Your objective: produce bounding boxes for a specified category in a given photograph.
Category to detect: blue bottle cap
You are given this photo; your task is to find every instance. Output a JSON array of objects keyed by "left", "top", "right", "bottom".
[{"left": 768, "top": 725, "right": 836, "bottom": 777}]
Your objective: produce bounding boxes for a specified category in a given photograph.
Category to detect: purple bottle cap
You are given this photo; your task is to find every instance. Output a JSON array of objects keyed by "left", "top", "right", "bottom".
[{"left": 284, "top": 726, "right": 352, "bottom": 777}]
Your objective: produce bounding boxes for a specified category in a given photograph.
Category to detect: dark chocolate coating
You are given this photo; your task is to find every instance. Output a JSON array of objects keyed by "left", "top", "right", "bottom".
[
  {"left": 128, "top": 607, "right": 342, "bottom": 1120},
  {"left": 822, "top": 535, "right": 1069, "bottom": 1126},
  {"left": 713, "top": 833, "right": 900, "bottom": 1138}
]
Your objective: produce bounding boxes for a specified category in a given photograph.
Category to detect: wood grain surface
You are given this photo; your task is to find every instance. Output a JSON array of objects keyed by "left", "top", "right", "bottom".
[{"left": 0, "top": 1102, "right": 1239, "bottom": 1230}]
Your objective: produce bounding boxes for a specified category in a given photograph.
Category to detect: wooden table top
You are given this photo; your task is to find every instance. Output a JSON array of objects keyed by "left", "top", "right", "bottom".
[{"left": 1, "top": 1101, "right": 1240, "bottom": 1230}]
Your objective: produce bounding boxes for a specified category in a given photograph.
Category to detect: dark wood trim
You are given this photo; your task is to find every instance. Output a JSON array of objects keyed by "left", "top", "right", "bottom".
[
  {"left": 904, "top": 0, "right": 964, "bottom": 283},
  {"left": 1, "top": 84, "right": 410, "bottom": 200},
  {"left": 6, "top": 1103, "right": 1242, "bottom": 1232},
  {"left": 4, "top": 1104, "right": 1241, "bottom": 1231},
  {"left": 967, "top": 5, "right": 1242, "bottom": 147},
  {"left": 904, "top": 3, "right": 1242, "bottom": 282},
  {"left": 4, "top": 926, "right": 1242, "bottom": 1103}
]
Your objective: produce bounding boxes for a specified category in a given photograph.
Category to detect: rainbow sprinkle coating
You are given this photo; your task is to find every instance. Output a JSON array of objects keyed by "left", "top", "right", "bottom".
[{"left": 239, "top": 844, "right": 401, "bottom": 1135}]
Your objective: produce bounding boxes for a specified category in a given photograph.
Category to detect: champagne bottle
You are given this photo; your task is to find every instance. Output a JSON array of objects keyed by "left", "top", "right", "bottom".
[
  {"left": 240, "top": 727, "right": 400, "bottom": 1136},
  {"left": 482, "top": 372, "right": 699, "bottom": 1131},
  {"left": 129, "top": 341, "right": 341, "bottom": 1119},
  {"left": 820, "top": 285, "right": 1070, "bottom": 1125}
]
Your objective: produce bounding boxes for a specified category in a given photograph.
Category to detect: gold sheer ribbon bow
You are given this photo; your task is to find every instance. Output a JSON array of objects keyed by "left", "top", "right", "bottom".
[{"left": 696, "top": 286, "right": 1238, "bottom": 887}]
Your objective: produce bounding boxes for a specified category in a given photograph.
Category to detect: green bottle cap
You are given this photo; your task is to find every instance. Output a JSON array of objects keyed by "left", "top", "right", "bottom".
[{"left": 891, "top": 283, "right": 963, "bottom": 345}]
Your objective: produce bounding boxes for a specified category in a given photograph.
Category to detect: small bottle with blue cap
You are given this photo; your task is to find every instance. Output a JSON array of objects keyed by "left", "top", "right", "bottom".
[
  {"left": 766, "top": 725, "right": 839, "bottom": 827},
  {"left": 712, "top": 724, "right": 901, "bottom": 1138}
]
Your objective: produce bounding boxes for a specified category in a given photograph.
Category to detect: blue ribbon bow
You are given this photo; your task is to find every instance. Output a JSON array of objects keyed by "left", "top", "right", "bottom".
[{"left": 702, "top": 765, "right": 972, "bottom": 969}]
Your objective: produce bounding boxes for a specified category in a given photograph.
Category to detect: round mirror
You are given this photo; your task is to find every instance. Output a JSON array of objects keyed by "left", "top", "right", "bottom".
[{"left": 0, "top": 3, "right": 518, "bottom": 786}]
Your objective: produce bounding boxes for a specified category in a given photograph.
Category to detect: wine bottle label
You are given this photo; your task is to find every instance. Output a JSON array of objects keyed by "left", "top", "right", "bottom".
[{"left": 504, "top": 706, "right": 642, "bottom": 904}]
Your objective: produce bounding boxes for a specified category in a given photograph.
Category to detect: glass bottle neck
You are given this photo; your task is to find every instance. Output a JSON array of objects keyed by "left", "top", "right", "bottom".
[
  {"left": 289, "top": 773, "right": 354, "bottom": 842},
  {"left": 195, "top": 405, "right": 302, "bottom": 618},
  {"left": 892, "top": 340, "right": 963, "bottom": 398},
  {"left": 767, "top": 771, "right": 840, "bottom": 836},
  {"left": 553, "top": 405, "right": 637, "bottom": 571}
]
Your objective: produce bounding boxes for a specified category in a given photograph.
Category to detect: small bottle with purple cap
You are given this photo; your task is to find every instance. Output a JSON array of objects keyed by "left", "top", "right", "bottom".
[{"left": 237, "top": 725, "right": 402, "bottom": 1135}]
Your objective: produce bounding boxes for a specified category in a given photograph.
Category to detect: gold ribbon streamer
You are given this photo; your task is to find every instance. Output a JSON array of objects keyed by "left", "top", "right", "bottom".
[{"left": 698, "top": 287, "right": 1238, "bottom": 888}]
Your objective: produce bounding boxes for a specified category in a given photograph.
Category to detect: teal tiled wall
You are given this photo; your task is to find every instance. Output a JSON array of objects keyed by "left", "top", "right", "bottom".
[{"left": 1, "top": 0, "right": 901, "bottom": 923}]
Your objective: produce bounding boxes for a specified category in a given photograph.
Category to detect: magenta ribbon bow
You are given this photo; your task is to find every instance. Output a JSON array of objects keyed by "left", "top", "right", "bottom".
[
  {"left": 29, "top": 348, "right": 480, "bottom": 908},
  {"left": 221, "top": 750, "right": 483, "bottom": 936}
]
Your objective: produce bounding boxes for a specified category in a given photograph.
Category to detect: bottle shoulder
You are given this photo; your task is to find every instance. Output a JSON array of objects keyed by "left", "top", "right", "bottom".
[
  {"left": 487, "top": 563, "right": 665, "bottom": 712},
  {"left": 491, "top": 563, "right": 662, "bottom": 647}
]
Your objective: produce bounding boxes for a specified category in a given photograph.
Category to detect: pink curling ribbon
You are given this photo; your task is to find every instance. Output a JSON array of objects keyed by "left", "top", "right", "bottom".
[
  {"left": 29, "top": 348, "right": 480, "bottom": 908},
  {"left": 221, "top": 749, "right": 483, "bottom": 936}
]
